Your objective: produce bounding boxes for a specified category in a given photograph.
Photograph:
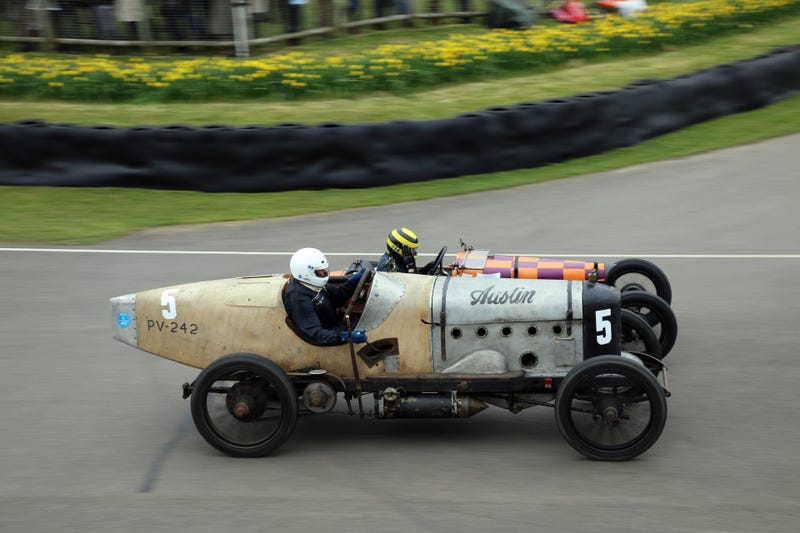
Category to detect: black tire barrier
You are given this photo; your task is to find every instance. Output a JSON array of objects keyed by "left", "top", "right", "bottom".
[{"left": 1, "top": 45, "right": 798, "bottom": 193}]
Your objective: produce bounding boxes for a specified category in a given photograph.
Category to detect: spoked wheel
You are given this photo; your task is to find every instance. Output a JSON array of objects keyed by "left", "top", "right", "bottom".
[
  {"left": 190, "top": 353, "right": 298, "bottom": 458},
  {"left": 621, "top": 291, "right": 678, "bottom": 357},
  {"left": 606, "top": 258, "right": 672, "bottom": 305},
  {"left": 555, "top": 355, "right": 668, "bottom": 461}
]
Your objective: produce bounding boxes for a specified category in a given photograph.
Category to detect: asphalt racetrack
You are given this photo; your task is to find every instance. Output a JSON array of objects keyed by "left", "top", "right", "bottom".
[{"left": 2, "top": 135, "right": 799, "bottom": 532}]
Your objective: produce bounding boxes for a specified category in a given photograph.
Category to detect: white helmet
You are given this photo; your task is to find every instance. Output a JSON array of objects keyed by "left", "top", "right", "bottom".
[{"left": 290, "top": 247, "right": 330, "bottom": 288}]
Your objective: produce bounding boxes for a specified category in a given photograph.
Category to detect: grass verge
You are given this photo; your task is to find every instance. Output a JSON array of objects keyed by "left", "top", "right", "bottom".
[{"left": 1, "top": 93, "right": 798, "bottom": 244}]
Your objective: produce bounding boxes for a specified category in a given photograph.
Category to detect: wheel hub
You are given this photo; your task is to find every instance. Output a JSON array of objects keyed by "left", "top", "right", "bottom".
[
  {"left": 602, "top": 406, "right": 620, "bottom": 422},
  {"left": 232, "top": 397, "right": 254, "bottom": 419},
  {"left": 226, "top": 382, "right": 268, "bottom": 421},
  {"left": 621, "top": 283, "right": 647, "bottom": 293},
  {"left": 594, "top": 397, "right": 624, "bottom": 424}
]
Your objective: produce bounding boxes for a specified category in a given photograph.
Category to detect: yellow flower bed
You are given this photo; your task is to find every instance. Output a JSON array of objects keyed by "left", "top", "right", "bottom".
[{"left": 0, "top": 0, "right": 797, "bottom": 101}]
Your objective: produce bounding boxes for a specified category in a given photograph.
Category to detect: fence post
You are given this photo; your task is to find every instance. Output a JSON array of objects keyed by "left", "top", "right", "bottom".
[
  {"left": 33, "top": 0, "right": 56, "bottom": 51},
  {"left": 231, "top": 0, "right": 250, "bottom": 57},
  {"left": 137, "top": 0, "right": 153, "bottom": 53}
]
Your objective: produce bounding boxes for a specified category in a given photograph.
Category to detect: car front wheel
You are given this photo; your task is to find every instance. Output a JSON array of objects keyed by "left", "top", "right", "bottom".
[{"left": 554, "top": 355, "right": 668, "bottom": 461}]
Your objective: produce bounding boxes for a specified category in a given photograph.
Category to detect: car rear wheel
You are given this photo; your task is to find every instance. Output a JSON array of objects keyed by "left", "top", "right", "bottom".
[
  {"left": 606, "top": 258, "right": 672, "bottom": 304},
  {"left": 555, "top": 355, "right": 668, "bottom": 461},
  {"left": 621, "top": 291, "right": 678, "bottom": 357},
  {"left": 190, "top": 353, "right": 298, "bottom": 458}
]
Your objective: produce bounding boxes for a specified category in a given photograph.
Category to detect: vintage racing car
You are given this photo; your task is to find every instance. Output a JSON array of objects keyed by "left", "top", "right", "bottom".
[
  {"left": 447, "top": 245, "right": 679, "bottom": 357},
  {"left": 345, "top": 243, "right": 678, "bottom": 357},
  {"left": 111, "top": 267, "right": 670, "bottom": 461},
  {"left": 450, "top": 241, "right": 673, "bottom": 304}
]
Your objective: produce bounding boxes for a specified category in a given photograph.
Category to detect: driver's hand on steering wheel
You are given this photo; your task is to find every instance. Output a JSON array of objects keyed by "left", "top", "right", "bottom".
[{"left": 348, "top": 267, "right": 366, "bottom": 283}]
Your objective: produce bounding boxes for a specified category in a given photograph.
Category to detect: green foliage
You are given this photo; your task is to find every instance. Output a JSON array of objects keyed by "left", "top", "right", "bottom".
[{"left": 1, "top": 0, "right": 799, "bottom": 103}]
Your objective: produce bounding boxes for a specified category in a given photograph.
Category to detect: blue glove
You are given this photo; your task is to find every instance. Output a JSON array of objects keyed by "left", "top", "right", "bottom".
[
  {"left": 349, "top": 268, "right": 365, "bottom": 284},
  {"left": 340, "top": 329, "right": 368, "bottom": 343}
]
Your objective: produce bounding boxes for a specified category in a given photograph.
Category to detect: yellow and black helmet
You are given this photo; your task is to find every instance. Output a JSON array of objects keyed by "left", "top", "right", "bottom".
[{"left": 387, "top": 227, "right": 419, "bottom": 256}]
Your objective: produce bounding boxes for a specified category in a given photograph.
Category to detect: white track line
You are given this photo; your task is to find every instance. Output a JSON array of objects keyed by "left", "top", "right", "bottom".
[{"left": 1, "top": 248, "right": 798, "bottom": 259}]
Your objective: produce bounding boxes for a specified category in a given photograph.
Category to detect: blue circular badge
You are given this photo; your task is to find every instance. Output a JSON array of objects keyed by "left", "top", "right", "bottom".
[{"left": 117, "top": 313, "right": 131, "bottom": 328}]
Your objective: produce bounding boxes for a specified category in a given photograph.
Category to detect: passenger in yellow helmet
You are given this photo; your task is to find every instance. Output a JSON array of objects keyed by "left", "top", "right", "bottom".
[{"left": 377, "top": 228, "right": 437, "bottom": 274}]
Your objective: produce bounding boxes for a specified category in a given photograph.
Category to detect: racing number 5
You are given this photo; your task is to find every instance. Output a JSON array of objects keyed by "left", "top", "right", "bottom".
[
  {"left": 161, "top": 289, "right": 179, "bottom": 320},
  {"left": 595, "top": 308, "right": 612, "bottom": 346}
]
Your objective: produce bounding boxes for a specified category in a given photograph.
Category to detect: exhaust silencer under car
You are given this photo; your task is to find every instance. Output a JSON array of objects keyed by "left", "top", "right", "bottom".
[{"left": 375, "top": 388, "right": 487, "bottom": 419}]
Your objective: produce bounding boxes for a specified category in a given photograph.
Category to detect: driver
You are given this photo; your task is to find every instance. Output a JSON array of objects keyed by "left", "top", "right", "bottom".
[
  {"left": 377, "top": 227, "right": 437, "bottom": 274},
  {"left": 283, "top": 247, "right": 368, "bottom": 346}
]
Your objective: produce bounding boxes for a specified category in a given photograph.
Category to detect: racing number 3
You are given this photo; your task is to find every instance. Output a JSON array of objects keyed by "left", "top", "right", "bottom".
[
  {"left": 595, "top": 308, "right": 612, "bottom": 346},
  {"left": 161, "top": 289, "right": 179, "bottom": 319}
]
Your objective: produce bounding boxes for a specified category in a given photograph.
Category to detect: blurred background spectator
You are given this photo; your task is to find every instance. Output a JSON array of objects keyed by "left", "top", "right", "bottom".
[
  {"left": 91, "top": 0, "right": 115, "bottom": 40},
  {"left": 343, "top": 0, "right": 361, "bottom": 30},
  {"left": 1, "top": 0, "right": 498, "bottom": 54},
  {"left": 115, "top": 0, "right": 144, "bottom": 40},
  {"left": 208, "top": 0, "right": 231, "bottom": 39},
  {"left": 287, "top": 0, "right": 306, "bottom": 44},
  {"left": 318, "top": 0, "right": 333, "bottom": 33},
  {"left": 597, "top": 0, "right": 648, "bottom": 18},
  {"left": 549, "top": 0, "right": 588, "bottom": 23},
  {"left": 55, "top": 0, "right": 81, "bottom": 38}
]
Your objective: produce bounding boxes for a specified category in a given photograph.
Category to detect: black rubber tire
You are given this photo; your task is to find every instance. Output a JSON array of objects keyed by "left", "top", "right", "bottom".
[
  {"left": 621, "top": 291, "right": 678, "bottom": 357},
  {"left": 606, "top": 258, "right": 672, "bottom": 305},
  {"left": 620, "top": 308, "right": 662, "bottom": 360},
  {"left": 555, "top": 355, "right": 668, "bottom": 461},
  {"left": 190, "top": 353, "right": 298, "bottom": 458}
]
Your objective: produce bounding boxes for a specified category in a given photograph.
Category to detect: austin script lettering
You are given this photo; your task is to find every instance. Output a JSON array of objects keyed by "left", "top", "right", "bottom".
[{"left": 470, "top": 285, "right": 536, "bottom": 305}]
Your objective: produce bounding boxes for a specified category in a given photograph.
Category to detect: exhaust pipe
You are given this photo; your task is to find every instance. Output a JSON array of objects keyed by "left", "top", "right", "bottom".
[{"left": 376, "top": 388, "right": 488, "bottom": 419}]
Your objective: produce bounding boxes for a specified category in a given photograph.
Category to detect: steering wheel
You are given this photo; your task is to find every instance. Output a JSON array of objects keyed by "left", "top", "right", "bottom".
[
  {"left": 344, "top": 266, "right": 374, "bottom": 317},
  {"left": 427, "top": 245, "right": 448, "bottom": 276}
]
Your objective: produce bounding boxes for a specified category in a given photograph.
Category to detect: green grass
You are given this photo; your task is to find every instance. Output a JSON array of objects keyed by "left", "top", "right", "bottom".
[{"left": 1, "top": 14, "right": 799, "bottom": 244}]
